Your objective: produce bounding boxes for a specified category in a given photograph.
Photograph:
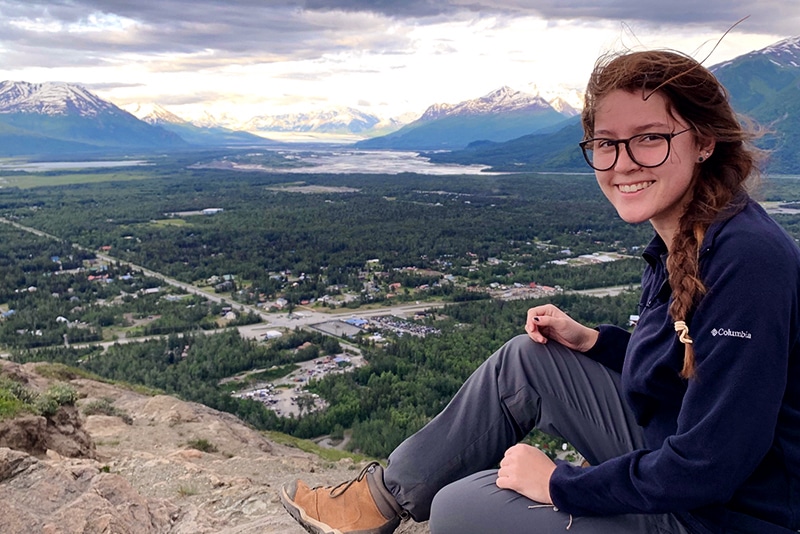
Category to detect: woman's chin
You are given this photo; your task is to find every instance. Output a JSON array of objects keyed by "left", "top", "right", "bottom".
[{"left": 615, "top": 210, "right": 651, "bottom": 226}]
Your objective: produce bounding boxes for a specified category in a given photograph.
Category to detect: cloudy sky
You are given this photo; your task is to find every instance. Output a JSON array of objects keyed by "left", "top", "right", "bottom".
[{"left": 0, "top": 1, "right": 797, "bottom": 124}]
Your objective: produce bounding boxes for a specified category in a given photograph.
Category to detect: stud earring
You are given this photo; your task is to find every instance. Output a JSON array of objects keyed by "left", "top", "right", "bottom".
[{"left": 698, "top": 156, "right": 705, "bottom": 162}]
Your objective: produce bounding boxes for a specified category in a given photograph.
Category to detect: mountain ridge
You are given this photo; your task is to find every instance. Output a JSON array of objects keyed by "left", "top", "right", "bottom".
[
  {"left": 0, "top": 359, "right": 429, "bottom": 534},
  {"left": 356, "top": 86, "right": 571, "bottom": 150},
  {"left": 0, "top": 81, "right": 188, "bottom": 155},
  {"left": 124, "top": 102, "right": 276, "bottom": 147},
  {"left": 430, "top": 35, "right": 800, "bottom": 173},
  {"left": 1, "top": 35, "right": 797, "bottom": 167},
  {"left": 0, "top": 81, "right": 117, "bottom": 117}
]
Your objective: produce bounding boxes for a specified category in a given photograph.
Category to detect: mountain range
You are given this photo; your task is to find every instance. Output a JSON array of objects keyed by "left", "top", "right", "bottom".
[
  {"left": 0, "top": 81, "right": 189, "bottom": 156},
  {"left": 428, "top": 36, "right": 800, "bottom": 174},
  {"left": 356, "top": 86, "right": 571, "bottom": 150},
  {"left": 0, "top": 35, "right": 798, "bottom": 173},
  {"left": 124, "top": 103, "right": 274, "bottom": 147}
]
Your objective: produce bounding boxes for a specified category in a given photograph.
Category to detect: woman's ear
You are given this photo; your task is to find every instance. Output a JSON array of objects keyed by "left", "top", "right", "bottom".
[{"left": 697, "top": 138, "right": 716, "bottom": 162}]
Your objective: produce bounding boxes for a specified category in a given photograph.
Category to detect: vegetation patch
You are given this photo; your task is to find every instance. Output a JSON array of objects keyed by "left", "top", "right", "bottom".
[
  {"left": 266, "top": 184, "right": 360, "bottom": 194},
  {"left": 266, "top": 431, "right": 370, "bottom": 464},
  {"left": 186, "top": 438, "right": 218, "bottom": 453},
  {"left": 3, "top": 170, "right": 155, "bottom": 189},
  {"left": 34, "top": 362, "right": 163, "bottom": 397},
  {"left": 0, "top": 388, "right": 29, "bottom": 420},
  {"left": 82, "top": 397, "right": 134, "bottom": 424},
  {"left": 151, "top": 218, "right": 189, "bottom": 227},
  {"left": 0, "top": 377, "right": 78, "bottom": 420}
]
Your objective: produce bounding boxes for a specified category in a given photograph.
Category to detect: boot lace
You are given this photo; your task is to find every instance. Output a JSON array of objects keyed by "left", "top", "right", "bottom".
[{"left": 322, "top": 461, "right": 380, "bottom": 498}]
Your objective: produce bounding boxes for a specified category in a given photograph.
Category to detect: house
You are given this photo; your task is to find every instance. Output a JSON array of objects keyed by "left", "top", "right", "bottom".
[
  {"left": 263, "top": 330, "right": 283, "bottom": 339},
  {"left": 214, "top": 281, "right": 234, "bottom": 292}
]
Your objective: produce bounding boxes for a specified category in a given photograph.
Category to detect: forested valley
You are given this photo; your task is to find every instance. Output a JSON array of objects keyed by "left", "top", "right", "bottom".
[{"left": 3, "top": 154, "right": 800, "bottom": 458}]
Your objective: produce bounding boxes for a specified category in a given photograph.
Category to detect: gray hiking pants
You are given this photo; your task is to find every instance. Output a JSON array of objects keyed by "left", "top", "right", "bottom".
[{"left": 383, "top": 334, "right": 691, "bottom": 534}]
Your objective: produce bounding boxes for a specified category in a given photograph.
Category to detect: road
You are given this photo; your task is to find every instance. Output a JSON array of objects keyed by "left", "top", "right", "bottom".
[
  {"left": 0, "top": 217, "right": 638, "bottom": 357},
  {"left": 573, "top": 285, "right": 637, "bottom": 298}
]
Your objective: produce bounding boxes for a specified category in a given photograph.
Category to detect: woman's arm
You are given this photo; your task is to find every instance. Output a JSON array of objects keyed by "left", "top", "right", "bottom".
[{"left": 549, "top": 220, "right": 800, "bottom": 516}]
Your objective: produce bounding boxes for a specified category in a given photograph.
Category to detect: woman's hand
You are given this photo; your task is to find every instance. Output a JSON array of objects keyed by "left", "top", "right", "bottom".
[
  {"left": 525, "top": 304, "right": 599, "bottom": 352},
  {"left": 496, "top": 443, "right": 556, "bottom": 504}
]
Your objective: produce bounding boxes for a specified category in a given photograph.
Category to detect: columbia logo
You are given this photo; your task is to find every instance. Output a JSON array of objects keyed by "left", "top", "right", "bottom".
[{"left": 711, "top": 327, "right": 751, "bottom": 339}]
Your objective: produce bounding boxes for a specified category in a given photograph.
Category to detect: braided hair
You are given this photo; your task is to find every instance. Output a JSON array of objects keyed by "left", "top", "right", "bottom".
[{"left": 582, "top": 50, "right": 759, "bottom": 378}]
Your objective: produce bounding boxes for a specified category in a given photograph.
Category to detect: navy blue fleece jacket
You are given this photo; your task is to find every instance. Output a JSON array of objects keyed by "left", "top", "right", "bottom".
[{"left": 549, "top": 197, "right": 800, "bottom": 533}]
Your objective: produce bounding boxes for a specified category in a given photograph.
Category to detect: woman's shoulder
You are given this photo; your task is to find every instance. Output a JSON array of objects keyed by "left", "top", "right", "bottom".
[{"left": 708, "top": 198, "right": 800, "bottom": 263}]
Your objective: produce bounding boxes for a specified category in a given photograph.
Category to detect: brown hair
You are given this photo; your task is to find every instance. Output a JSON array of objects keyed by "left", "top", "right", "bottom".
[{"left": 582, "top": 50, "right": 759, "bottom": 378}]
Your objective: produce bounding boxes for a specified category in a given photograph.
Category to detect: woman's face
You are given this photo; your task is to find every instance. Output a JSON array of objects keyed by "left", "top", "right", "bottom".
[{"left": 592, "top": 89, "right": 708, "bottom": 245}]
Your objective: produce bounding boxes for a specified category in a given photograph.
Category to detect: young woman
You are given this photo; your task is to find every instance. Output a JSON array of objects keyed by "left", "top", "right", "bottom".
[{"left": 281, "top": 49, "right": 800, "bottom": 534}]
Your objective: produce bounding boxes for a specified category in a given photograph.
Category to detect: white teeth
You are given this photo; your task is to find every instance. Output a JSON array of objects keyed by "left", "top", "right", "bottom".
[{"left": 618, "top": 182, "right": 652, "bottom": 193}]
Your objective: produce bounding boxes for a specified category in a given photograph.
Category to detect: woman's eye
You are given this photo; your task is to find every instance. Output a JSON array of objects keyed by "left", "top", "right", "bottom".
[{"left": 638, "top": 134, "right": 665, "bottom": 144}]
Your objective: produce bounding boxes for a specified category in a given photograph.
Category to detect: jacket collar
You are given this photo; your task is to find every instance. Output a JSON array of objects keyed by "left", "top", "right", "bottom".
[{"left": 640, "top": 192, "right": 751, "bottom": 267}]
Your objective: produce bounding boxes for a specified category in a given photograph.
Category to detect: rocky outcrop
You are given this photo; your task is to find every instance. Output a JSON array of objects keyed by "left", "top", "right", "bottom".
[
  {"left": 0, "top": 360, "right": 429, "bottom": 534},
  {"left": 0, "top": 448, "right": 183, "bottom": 533},
  {"left": 0, "top": 390, "right": 94, "bottom": 459}
]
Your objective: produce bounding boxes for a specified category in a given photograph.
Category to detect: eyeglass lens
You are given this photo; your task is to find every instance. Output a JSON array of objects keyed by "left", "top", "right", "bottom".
[{"left": 583, "top": 133, "right": 672, "bottom": 171}]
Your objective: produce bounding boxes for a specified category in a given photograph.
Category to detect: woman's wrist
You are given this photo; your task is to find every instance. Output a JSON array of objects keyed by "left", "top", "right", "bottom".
[{"left": 579, "top": 327, "right": 600, "bottom": 352}]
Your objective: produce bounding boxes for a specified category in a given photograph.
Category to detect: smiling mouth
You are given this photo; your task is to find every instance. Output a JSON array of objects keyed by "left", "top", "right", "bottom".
[{"left": 617, "top": 181, "right": 654, "bottom": 193}]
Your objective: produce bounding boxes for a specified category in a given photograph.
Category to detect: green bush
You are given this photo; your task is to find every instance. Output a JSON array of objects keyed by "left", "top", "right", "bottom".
[
  {"left": 0, "top": 388, "right": 29, "bottom": 421},
  {"left": 0, "top": 378, "right": 79, "bottom": 418},
  {"left": 186, "top": 438, "right": 218, "bottom": 453},
  {"left": 34, "top": 395, "right": 60, "bottom": 417},
  {"left": 44, "top": 383, "right": 78, "bottom": 406},
  {"left": 0, "top": 377, "right": 36, "bottom": 404}
]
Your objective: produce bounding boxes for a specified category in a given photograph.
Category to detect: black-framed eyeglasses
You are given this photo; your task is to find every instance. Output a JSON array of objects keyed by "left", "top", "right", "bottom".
[{"left": 578, "top": 128, "right": 692, "bottom": 171}]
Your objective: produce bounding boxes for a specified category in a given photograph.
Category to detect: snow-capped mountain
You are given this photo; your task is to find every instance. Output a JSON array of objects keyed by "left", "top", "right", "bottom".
[
  {"left": 244, "top": 107, "right": 382, "bottom": 135},
  {"left": 427, "top": 34, "right": 800, "bottom": 174},
  {"left": 0, "top": 81, "right": 119, "bottom": 116},
  {"left": 193, "top": 111, "right": 239, "bottom": 129},
  {"left": 357, "top": 86, "right": 570, "bottom": 150},
  {"left": 123, "top": 102, "right": 274, "bottom": 147},
  {"left": 419, "top": 86, "right": 552, "bottom": 121},
  {"left": 123, "top": 102, "right": 188, "bottom": 125},
  {"left": 714, "top": 35, "right": 800, "bottom": 71},
  {"left": 710, "top": 35, "right": 800, "bottom": 173},
  {"left": 756, "top": 35, "right": 800, "bottom": 67},
  {"left": 521, "top": 83, "right": 584, "bottom": 116},
  {"left": 0, "top": 80, "right": 187, "bottom": 155}
]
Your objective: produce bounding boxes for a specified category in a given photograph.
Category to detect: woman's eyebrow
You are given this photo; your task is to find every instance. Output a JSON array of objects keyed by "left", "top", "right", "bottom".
[{"left": 594, "top": 122, "right": 672, "bottom": 136}]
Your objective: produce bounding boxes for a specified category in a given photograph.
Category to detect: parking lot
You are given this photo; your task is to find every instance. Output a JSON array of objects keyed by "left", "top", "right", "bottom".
[{"left": 232, "top": 352, "right": 365, "bottom": 417}]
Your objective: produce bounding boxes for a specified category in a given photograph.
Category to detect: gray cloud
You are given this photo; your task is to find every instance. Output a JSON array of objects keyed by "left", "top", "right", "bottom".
[
  {"left": 302, "top": 0, "right": 799, "bottom": 35},
  {"left": 0, "top": 0, "right": 409, "bottom": 69},
  {"left": 83, "top": 82, "right": 145, "bottom": 90},
  {"left": 0, "top": 0, "right": 795, "bottom": 72}
]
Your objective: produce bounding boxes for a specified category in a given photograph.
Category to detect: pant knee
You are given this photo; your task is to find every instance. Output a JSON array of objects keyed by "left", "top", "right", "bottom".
[
  {"left": 491, "top": 334, "right": 559, "bottom": 368},
  {"left": 429, "top": 471, "right": 498, "bottom": 534}
]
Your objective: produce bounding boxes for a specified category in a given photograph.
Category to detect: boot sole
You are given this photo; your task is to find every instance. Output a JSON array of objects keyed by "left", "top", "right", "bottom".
[{"left": 280, "top": 485, "right": 343, "bottom": 534}]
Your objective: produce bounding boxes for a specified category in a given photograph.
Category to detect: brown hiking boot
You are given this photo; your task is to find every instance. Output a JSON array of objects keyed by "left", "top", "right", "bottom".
[{"left": 281, "top": 461, "right": 405, "bottom": 534}]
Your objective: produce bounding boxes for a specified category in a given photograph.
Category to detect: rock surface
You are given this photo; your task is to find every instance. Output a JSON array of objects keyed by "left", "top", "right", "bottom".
[{"left": 0, "top": 360, "right": 429, "bottom": 534}]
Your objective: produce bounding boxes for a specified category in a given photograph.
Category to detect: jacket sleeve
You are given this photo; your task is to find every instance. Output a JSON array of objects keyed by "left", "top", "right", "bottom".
[
  {"left": 582, "top": 324, "right": 630, "bottom": 373},
  {"left": 550, "top": 223, "right": 799, "bottom": 516}
]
